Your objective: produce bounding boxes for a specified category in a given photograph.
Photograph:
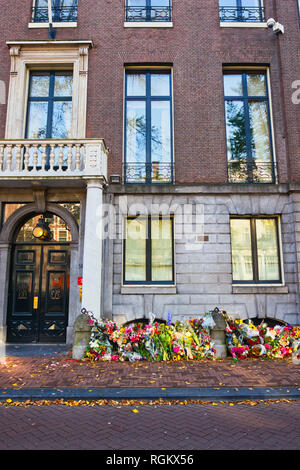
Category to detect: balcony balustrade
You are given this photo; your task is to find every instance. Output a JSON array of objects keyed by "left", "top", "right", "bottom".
[
  {"left": 228, "top": 160, "right": 276, "bottom": 184},
  {"left": 219, "top": 6, "right": 265, "bottom": 23},
  {"left": 32, "top": 5, "right": 78, "bottom": 23},
  {"left": 0, "top": 139, "right": 108, "bottom": 183},
  {"left": 124, "top": 162, "right": 174, "bottom": 184},
  {"left": 125, "top": 5, "right": 172, "bottom": 22}
]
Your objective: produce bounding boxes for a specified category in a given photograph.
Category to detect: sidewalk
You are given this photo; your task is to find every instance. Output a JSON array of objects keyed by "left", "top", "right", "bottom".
[{"left": 0, "top": 345, "right": 299, "bottom": 401}]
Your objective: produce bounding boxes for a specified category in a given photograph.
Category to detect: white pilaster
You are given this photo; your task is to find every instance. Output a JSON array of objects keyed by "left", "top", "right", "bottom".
[{"left": 81, "top": 179, "right": 104, "bottom": 320}]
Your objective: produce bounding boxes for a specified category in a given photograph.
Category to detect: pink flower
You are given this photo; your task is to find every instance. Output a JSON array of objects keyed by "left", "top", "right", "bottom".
[
  {"left": 111, "top": 355, "right": 119, "bottom": 361},
  {"left": 88, "top": 318, "right": 94, "bottom": 326},
  {"left": 173, "top": 346, "right": 180, "bottom": 353},
  {"left": 265, "top": 344, "right": 272, "bottom": 349}
]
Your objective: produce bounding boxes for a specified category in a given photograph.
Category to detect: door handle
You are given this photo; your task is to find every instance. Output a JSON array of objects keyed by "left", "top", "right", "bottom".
[{"left": 33, "top": 296, "right": 39, "bottom": 309}]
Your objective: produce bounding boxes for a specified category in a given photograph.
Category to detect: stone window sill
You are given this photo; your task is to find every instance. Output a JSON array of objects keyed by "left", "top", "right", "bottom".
[
  {"left": 233, "top": 285, "right": 288, "bottom": 294},
  {"left": 220, "top": 22, "right": 267, "bottom": 28},
  {"left": 121, "top": 286, "right": 177, "bottom": 295},
  {"left": 28, "top": 22, "right": 77, "bottom": 28},
  {"left": 124, "top": 22, "right": 173, "bottom": 28}
]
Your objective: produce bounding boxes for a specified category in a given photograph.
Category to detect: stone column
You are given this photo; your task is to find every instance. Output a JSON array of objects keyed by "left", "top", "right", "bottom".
[
  {"left": 81, "top": 179, "right": 104, "bottom": 321},
  {"left": 211, "top": 309, "right": 227, "bottom": 358},
  {"left": 0, "top": 243, "right": 11, "bottom": 344},
  {"left": 66, "top": 243, "right": 80, "bottom": 345}
]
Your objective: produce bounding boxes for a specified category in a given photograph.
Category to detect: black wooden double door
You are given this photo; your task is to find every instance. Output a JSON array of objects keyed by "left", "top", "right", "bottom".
[{"left": 7, "top": 244, "right": 70, "bottom": 343}]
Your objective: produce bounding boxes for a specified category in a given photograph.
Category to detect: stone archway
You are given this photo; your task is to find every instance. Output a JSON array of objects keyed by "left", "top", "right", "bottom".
[
  {"left": 0, "top": 202, "right": 80, "bottom": 344},
  {"left": 0, "top": 202, "right": 79, "bottom": 244}
]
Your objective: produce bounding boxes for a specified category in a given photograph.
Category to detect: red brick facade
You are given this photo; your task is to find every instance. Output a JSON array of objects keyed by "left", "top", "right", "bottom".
[{"left": 0, "top": 0, "right": 299, "bottom": 184}]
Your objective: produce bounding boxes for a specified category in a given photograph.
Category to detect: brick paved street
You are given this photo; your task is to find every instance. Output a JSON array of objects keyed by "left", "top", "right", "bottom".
[
  {"left": 0, "top": 401, "right": 299, "bottom": 450},
  {"left": 1, "top": 354, "right": 300, "bottom": 389}
]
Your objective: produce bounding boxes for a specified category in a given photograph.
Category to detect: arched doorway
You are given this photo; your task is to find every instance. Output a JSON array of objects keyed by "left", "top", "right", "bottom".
[{"left": 7, "top": 212, "right": 72, "bottom": 343}]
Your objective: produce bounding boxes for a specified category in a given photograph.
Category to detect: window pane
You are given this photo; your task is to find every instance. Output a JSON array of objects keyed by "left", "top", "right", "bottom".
[
  {"left": 54, "top": 73, "right": 73, "bottom": 97},
  {"left": 128, "top": 0, "right": 145, "bottom": 5},
  {"left": 126, "top": 101, "right": 146, "bottom": 163},
  {"left": 256, "top": 219, "right": 280, "bottom": 281},
  {"left": 52, "top": 101, "right": 72, "bottom": 138},
  {"left": 225, "top": 101, "right": 247, "bottom": 159},
  {"left": 151, "top": 74, "right": 170, "bottom": 96},
  {"left": 150, "top": 0, "right": 169, "bottom": 5},
  {"left": 30, "top": 74, "right": 50, "bottom": 97},
  {"left": 15, "top": 272, "right": 33, "bottom": 313},
  {"left": 230, "top": 219, "right": 254, "bottom": 281},
  {"left": 223, "top": 74, "right": 243, "bottom": 97},
  {"left": 242, "top": 0, "right": 260, "bottom": 7},
  {"left": 152, "top": 218, "right": 173, "bottom": 282},
  {"left": 151, "top": 101, "right": 171, "bottom": 164},
  {"left": 27, "top": 102, "right": 48, "bottom": 139},
  {"left": 36, "top": 0, "right": 48, "bottom": 7},
  {"left": 125, "top": 218, "right": 147, "bottom": 282},
  {"left": 249, "top": 101, "right": 271, "bottom": 161},
  {"left": 219, "top": 0, "right": 237, "bottom": 6},
  {"left": 247, "top": 74, "right": 266, "bottom": 96},
  {"left": 127, "top": 74, "right": 146, "bottom": 96}
]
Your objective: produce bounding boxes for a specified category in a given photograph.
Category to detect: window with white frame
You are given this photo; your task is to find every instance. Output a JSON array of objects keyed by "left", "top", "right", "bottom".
[{"left": 219, "top": 0, "right": 265, "bottom": 23}]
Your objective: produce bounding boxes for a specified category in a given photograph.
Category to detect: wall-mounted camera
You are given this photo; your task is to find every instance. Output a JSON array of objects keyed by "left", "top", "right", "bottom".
[{"left": 267, "top": 18, "right": 284, "bottom": 34}]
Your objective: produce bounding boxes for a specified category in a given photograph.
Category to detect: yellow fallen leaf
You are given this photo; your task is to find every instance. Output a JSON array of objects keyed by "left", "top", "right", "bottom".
[
  {"left": 185, "top": 382, "right": 191, "bottom": 385},
  {"left": 6, "top": 399, "right": 12, "bottom": 403},
  {"left": 132, "top": 409, "right": 139, "bottom": 413},
  {"left": 161, "top": 388, "right": 166, "bottom": 390}
]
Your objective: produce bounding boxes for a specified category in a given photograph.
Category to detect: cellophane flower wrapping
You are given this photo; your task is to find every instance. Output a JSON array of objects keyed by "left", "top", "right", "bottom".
[
  {"left": 84, "top": 312, "right": 217, "bottom": 362},
  {"left": 223, "top": 312, "right": 300, "bottom": 361}
]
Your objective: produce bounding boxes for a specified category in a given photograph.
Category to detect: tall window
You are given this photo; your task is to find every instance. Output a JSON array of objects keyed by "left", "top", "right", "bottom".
[
  {"left": 124, "top": 216, "right": 174, "bottom": 284},
  {"left": 32, "top": 0, "right": 78, "bottom": 23},
  {"left": 230, "top": 217, "right": 282, "bottom": 284},
  {"left": 124, "top": 70, "right": 173, "bottom": 184},
  {"left": 126, "top": 1, "right": 172, "bottom": 22},
  {"left": 224, "top": 70, "right": 275, "bottom": 183},
  {"left": 219, "top": 0, "right": 264, "bottom": 23},
  {"left": 26, "top": 71, "right": 73, "bottom": 139},
  {"left": 26, "top": 71, "right": 73, "bottom": 167}
]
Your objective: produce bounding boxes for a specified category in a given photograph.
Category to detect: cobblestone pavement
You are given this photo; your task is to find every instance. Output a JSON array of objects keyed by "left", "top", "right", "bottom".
[
  {"left": 0, "top": 354, "right": 299, "bottom": 389},
  {"left": 0, "top": 401, "right": 299, "bottom": 450}
]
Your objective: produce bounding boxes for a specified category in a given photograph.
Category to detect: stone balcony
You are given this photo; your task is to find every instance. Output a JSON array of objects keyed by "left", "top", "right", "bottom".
[{"left": 0, "top": 139, "right": 108, "bottom": 187}]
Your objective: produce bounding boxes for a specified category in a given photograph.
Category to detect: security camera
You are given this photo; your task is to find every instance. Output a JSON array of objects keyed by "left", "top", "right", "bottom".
[
  {"left": 267, "top": 18, "right": 276, "bottom": 28},
  {"left": 273, "top": 22, "right": 284, "bottom": 34},
  {"left": 266, "top": 18, "right": 284, "bottom": 34}
]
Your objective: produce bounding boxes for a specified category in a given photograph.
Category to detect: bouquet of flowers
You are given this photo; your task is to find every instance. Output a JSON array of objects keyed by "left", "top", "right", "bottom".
[
  {"left": 223, "top": 312, "right": 300, "bottom": 361},
  {"left": 83, "top": 309, "right": 216, "bottom": 362}
]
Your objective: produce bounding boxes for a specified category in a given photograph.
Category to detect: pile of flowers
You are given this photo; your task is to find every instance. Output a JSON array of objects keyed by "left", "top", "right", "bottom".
[
  {"left": 84, "top": 311, "right": 217, "bottom": 362},
  {"left": 223, "top": 312, "right": 300, "bottom": 362}
]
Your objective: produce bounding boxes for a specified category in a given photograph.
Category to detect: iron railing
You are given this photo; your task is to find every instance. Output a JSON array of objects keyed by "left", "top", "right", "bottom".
[
  {"left": 124, "top": 162, "right": 174, "bottom": 184},
  {"left": 125, "top": 6, "right": 172, "bottom": 22},
  {"left": 32, "top": 5, "right": 78, "bottom": 23},
  {"left": 228, "top": 160, "right": 276, "bottom": 184},
  {"left": 219, "top": 6, "right": 265, "bottom": 23}
]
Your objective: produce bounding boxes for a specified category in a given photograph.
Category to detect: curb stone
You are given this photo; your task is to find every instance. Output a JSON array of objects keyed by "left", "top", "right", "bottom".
[{"left": 0, "top": 386, "right": 300, "bottom": 402}]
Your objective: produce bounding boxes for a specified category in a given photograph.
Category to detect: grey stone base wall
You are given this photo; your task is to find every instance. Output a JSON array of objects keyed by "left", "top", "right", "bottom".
[{"left": 108, "top": 192, "right": 300, "bottom": 326}]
